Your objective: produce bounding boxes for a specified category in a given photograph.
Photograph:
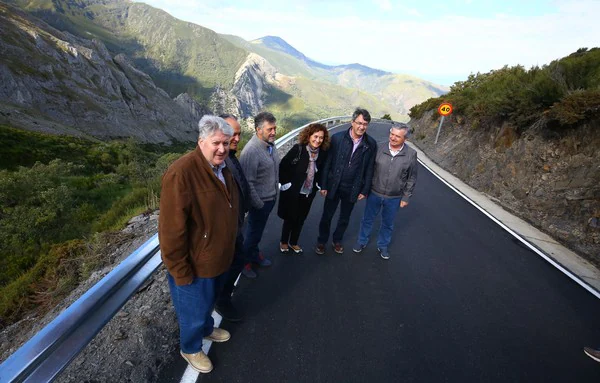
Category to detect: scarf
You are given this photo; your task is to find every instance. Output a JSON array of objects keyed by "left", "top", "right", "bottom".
[{"left": 300, "top": 145, "right": 320, "bottom": 195}]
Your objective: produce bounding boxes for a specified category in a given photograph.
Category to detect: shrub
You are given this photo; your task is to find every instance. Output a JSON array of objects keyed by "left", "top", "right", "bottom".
[
  {"left": 0, "top": 240, "right": 86, "bottom": 326},
  {"left": 409, "top": 48, "right": 600, "bottom": 131},
  {"left": 546, "top": 89, "right": 600, "bottom": 126}
]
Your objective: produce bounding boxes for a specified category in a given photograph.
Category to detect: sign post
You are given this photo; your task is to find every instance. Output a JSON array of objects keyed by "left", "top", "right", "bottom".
[{"left": 434, "top": 102, "right": 453, "bottom": 144}]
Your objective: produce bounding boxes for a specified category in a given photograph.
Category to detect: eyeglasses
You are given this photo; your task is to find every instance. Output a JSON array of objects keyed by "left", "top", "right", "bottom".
[{"left": 353, "top": 121, "right": 369, "bottom": 127}]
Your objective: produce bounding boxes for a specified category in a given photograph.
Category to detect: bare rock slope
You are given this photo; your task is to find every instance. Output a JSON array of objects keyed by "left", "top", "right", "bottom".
[{"left": 0, "top": 4, "right": 202, "bottom": 143}]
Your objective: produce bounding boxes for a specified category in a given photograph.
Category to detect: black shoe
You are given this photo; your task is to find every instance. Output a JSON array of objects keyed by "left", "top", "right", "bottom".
[
  {"left": 242, "top": 263, "right": 257, "bottom": 278},
  {"left": 378, "top": 247, "right": 390, "bottom": 260},
  {"left": 215, "top": 302, "right": 243, "bottom": 322}
]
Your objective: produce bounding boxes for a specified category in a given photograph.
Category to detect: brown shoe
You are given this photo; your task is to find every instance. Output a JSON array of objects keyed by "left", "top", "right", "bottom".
[
  {"left": 315, "top": 243, "right": 326, "bottom": 255},
  {"left": 180, "top": 350, "right": 213, "bottom": 373},
  {"left": 290, "top": 245, "right": 303, "bottom": 254},
  {"left": 204, "top": 327, "right": 231, "bottom": 343},
  {"left": 280, "top": 243, "right": 290, "bottom": 253},
  {"left": 332, "top": 242, "right": 344, "bottom": 254}
]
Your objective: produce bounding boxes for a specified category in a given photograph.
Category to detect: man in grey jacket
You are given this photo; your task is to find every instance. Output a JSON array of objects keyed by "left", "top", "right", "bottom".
[
  {"left": 352, "top": 123, "right": 418, "bottom": 259},
  {"left": 239, "top": 111, "right": 279, "bottom": 277}
]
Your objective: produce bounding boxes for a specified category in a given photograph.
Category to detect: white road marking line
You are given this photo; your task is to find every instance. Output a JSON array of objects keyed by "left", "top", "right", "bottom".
[{"left": 418, "top": 158, "right": 600, "bottom": 299}]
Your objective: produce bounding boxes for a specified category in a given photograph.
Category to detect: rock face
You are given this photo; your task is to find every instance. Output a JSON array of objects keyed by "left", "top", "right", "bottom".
[
  {"left": 410, "top": 111, "right": 600, "bottom": 266},
  {"left": 174, "top": 93, "right": 210, "bottom": 123},
  {"left": 232, "top": 53, "right": 277, "bottom": 116},
  {"left": 0, "top": 4, "right": 206, "bottom": 143}
]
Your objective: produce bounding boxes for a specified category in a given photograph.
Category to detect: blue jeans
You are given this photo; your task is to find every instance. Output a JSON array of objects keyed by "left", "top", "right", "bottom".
[
  {"left": 357, "top": 193, "right": 401, "bottom": 250},
  {"left": 318, "top": 188, "right": 356, "bottom": 244},
  {"left": 167, "top": 272, "right": 226, "bottom": 354},
  {"left": 244, "top": 199, "right": 275, "bottom": 262}
]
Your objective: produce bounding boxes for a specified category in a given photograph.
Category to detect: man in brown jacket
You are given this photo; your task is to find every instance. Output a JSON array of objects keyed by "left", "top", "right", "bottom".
[{"left": 159, "top": 115, "right": 239, "bottom": 374}]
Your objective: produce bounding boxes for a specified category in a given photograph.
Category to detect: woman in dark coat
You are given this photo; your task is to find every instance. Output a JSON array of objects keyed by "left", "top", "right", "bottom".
[{"left": 278, "top": 123, "right": 330, "bottom": 254}]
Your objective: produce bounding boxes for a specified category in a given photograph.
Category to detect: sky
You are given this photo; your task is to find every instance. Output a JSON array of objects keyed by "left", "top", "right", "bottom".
[{"left": 138, "top": 0, "right": 600, "bottom": 86}]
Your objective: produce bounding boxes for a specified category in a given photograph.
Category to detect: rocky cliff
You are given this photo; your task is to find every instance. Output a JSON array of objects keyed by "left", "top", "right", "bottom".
[
  {"left": 232, "top": 53, "right": 279, "bottom": 116},
  {"left": 0, "top": 4, "right": 205, "bottom": 143},
  {"left": 409, "top": 111, "right": 600, "bottom": 266}
]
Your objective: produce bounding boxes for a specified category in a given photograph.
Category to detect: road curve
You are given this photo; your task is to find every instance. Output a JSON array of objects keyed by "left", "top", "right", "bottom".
[{"left": 159, "top": 122, "right": 600, "bottom": 383}]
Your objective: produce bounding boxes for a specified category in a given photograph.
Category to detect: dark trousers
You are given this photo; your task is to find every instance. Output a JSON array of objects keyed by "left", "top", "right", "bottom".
[
  {"left": 243, "top": 199, "right": 276, "bottom": 262},
  {"left": 317, "top": 188, "right": 356, "bottom": 244},
  {"left": 280, "top": 194, "right": 313, "bottom": 245},
  {"left": 217, "top": 232, "right": 245, "bottom": 306}
]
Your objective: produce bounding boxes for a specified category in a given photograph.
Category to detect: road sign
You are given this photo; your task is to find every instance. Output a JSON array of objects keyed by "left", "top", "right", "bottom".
[
  {"left": 435, "top": 102, "right": 452, "bottom": 144},
  {"left": 438, "top": 102, "right": 453, "bottom": 116}
]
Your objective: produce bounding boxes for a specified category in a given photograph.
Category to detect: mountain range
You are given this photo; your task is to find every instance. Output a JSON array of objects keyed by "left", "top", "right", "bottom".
[{"left": 1, "top": 0, "right": 448, "bottom": 143}]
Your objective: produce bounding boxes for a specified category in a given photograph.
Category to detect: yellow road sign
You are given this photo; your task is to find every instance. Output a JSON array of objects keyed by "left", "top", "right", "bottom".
[{"left": 438, "top": 102, "right": 453, "bottom": 116}]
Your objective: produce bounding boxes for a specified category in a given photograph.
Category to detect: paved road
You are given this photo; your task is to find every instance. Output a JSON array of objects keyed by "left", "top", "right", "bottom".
[{"left": 160, "top": 122, "right": 600, "bottom": 382}]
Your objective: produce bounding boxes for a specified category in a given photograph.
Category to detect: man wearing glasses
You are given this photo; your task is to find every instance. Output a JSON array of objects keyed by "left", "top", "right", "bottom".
[
  {"left": 352, "top": 123, "right": 418, "bottom": 260},
  {"left": 315, "top": 108, "right": 377, "bottom": 255}
]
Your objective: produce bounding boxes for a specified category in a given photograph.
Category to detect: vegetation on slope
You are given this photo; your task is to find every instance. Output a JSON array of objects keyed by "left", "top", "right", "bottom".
[
  {"left": 409, "top": 48, "right": 600, "bottom": 131},
  {"left": 0, "top": 125, "right": 192, "bottom": 327}
]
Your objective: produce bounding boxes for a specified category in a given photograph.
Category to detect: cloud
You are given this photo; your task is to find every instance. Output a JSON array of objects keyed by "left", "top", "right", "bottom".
[
  {"left": 373, "top": 0, "right": 393, "bottom": 11},
  {"left": 139, "top": 0, "right": 600, "bottom": 85}
]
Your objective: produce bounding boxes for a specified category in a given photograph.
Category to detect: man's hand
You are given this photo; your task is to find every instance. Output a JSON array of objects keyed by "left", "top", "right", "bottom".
[
  {"left": 358, "top": 194, "right": 366, "bottom": 201},
  {"left": 320, "top": 190, "right": 328, "bottom": 197},
  {"left": 400, "top": 201, "right": 409, "bottom": 208}
]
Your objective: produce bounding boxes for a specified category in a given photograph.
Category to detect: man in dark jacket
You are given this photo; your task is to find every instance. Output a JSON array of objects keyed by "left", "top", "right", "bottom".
[
  {"left": 216, "top": 114, "right": 250, "bottom": 322},
  {"left": 352, "top": 123, "right": 418, "bottom": 260},
  {"left": 159, "top": 115, "right": 239, "bottom": 374},
  {"left": 315, "top": 108, "right": 377, "bottom": 255}
]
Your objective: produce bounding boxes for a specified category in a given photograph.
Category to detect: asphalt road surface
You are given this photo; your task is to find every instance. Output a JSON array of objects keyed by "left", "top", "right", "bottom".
[{"left": 159, "top": 122, "right": 600, "bottom": 382}]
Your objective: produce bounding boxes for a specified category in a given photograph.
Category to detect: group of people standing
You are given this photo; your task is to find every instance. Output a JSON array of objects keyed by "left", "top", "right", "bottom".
[{"left": 158, "top": 108, "right": 418, "bottom": 373}]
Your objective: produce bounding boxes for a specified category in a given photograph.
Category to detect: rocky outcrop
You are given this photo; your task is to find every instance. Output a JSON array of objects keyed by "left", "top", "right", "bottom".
[
  {"left": 209, "top": 85, "right": 242, "bottom": 118},
  {"left": 410, "top": 111, "right": 600, "bottom": 266},
  {"left": 231, "top": 53, "right": 278, "bottom": 116},
  {"left": 0, "top": 4, "right": 206, "bottom": 143},
  {"left": 174, "top": 92, "right": 210, "bottom": 123}
]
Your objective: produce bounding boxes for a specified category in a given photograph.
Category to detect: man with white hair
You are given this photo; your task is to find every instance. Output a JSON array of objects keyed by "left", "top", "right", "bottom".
[
  {"left": 353, "top": 123, "right": 418, "bottom": 260},
  {"left": 159, "top": 115, "right": 239, "bottom": 374}
]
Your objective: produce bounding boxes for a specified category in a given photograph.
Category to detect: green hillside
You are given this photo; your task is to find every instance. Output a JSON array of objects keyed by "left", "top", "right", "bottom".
[
  {"left": 9, "top": 0, "right": 249, "bottom": 102},
  {"left": 410, "top": 47, "right": 600, "bottom": 131},
  {"left": 0, "top": 125, "right": 191, "bottom": 326}
]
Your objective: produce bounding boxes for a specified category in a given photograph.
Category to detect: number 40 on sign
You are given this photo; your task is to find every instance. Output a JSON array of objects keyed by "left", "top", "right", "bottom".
[
  {"left": 435, "top": 102, "right": 453, "bottom": 144},
  {"left": 438, "top": 102, "right": 453, "bottom": 116}
]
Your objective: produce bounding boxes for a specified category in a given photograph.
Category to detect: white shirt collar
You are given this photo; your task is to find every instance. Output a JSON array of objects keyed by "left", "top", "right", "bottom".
[{"left": 389, "top": 143, "right": 404, "bottom": 155}]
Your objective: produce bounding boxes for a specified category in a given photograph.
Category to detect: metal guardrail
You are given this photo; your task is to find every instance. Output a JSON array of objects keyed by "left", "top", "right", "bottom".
[
  {"left": 0, "top": 115, "right": 355, "bottom": 383},
  {"left": 0, "top": 235, "right": 162, "bottom": 382},
  {"left": 277, "top": 115, "right": 351, "bottom": 147},
  {"left": 277, "top": 116, "right": 395, "bottom": 147}
]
